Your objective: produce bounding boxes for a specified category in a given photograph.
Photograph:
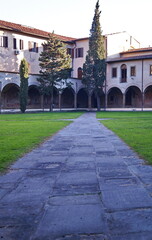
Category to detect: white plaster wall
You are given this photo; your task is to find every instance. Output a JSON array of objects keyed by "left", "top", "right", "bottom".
[
  {"left": 72, "top": 39, "right": 89, "bottom": 78},
  {"left": 0, "top": 30, "right": 45, "bottom": 74},
  {"left": 106, "top": 32, "right": 140, "bottom": 58},
  {"left": 107, "top": 59, "right": 152, "bottom": 93}
]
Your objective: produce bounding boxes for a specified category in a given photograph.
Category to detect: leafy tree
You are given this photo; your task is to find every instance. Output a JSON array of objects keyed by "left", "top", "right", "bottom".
[
  {"left": 19, "top": 58, "right": 29, "bottom": 113},
  {"left": 82, "top": 0, "right": 106, "bottom": 111},
  {"left": 37, "top": 33, "right": 71, "bottom": 111}
]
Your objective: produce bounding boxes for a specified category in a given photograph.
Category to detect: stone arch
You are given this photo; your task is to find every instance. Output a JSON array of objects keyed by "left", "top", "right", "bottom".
[
  {"left": 1, "top": 83, "right": 19, "bottom": 109},
  {"left": 125, "top": 86, "right": 142, "bottom": 107},
  {"left": 144, "top": 85, "right": 152, "bottom": 107},
  {"left": 28, "top": 85, "right": 41, "bottom": 109},
  {"left": 107, "top": 87, "right": 123, "bottom": 108},
  {"left": 61, "top": 87, "right": 74, "bottom": 108},
  {"left": 77, "top": 88, "right": 88, "bottom": 108}
]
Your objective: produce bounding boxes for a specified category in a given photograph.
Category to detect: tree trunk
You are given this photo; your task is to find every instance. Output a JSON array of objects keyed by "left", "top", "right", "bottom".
[
  {"left": 50, "top": 87, "right": 54, "bottom": 112},
  {"left": 96, "top": 94, "right": 100, "bottom": 111}
]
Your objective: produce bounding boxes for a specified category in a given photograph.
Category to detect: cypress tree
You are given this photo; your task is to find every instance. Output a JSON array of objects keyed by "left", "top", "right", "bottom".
[
  {"left": 82, "top": 0, "right": 106, "bottom": 111},
  {"left": 37, "top": 33, "right": 71, "bottom": 111},
  {"left": 19, "top": 58, "right": 29, "bottom": 113}
]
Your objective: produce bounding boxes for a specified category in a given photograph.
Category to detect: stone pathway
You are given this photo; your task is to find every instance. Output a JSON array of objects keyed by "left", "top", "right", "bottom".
[{"left": 0, "top": 112, "right": 152, "bottom": 240}]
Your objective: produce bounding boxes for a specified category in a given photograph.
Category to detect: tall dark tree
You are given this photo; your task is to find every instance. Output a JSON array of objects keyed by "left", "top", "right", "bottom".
[
  {"left": 37, "top": 33, "right": 71, "bottom": 111},
  {"left": 82, "top": 0, "right": 106, "bottom": 111},
  {"left": 19, "top": 58, "right": 29, "bottom": 113}
]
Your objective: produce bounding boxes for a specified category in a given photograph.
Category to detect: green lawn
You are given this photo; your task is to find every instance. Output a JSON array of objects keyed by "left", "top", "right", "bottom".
[
  {"left": 97, "top": 111, "right": 152, "bottom": 164},
  {"left": 0, "top": 112, "right": 83, "bottom": 171}
]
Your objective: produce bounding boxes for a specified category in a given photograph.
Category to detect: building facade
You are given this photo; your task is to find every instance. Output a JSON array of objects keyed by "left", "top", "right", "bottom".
[{"left": 0, "top": 20, "right": 152, "bottom": 110}]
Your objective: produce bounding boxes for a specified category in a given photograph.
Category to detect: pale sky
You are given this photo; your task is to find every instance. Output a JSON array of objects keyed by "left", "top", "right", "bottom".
[{"left": 0, "top": 0, "right": 152, "bottom": 47}]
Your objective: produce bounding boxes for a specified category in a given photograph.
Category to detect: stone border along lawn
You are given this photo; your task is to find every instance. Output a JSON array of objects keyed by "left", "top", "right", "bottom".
[
  {"left": 97, "top": 111, "right": 152, "bottom": 165},
  {"left": 0, "top": 112, "right": 83, "bottom": 171}
]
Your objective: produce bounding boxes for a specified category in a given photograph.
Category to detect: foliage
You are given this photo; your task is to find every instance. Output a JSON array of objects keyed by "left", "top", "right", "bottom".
[
  {"left": 82, "top": 0, "right": 106, "bottom": 111},
  {"left": 0, "top": 112, "right": 83, "bottom": 171},
  {"left": 37, "top": 33, "right": 71, "bottom": 111},
  {"left": 19, "top": 58, "right": 29, "bottom": 113},
  {"left": 97, "top": 111, "right": 152, "bottom": 164}
]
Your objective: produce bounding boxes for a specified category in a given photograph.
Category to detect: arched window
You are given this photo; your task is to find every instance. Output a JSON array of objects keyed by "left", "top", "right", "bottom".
[
  {"left": 78, "top": 67, "right": 82, "bottom": 79},
  {"left": 121, "top": 64, "right": 127, "bottom": 82}
]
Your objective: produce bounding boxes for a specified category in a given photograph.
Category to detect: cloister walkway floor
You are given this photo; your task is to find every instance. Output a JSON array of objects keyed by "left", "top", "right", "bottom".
[{"left": 0, "top": 112, "right": 152, "bottom": 240}]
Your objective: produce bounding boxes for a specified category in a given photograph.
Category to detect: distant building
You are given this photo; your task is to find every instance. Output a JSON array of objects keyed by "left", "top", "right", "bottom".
[{"left": 0, "top": 19, "right": 152, "bottom": 110}]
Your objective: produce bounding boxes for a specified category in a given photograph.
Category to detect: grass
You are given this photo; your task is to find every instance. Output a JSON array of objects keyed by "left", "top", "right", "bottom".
[
  {"left": 0, "top": 112, "right": 83, "bottom": 171},
  {"left": 97, "top": 111, "right": 152, "bottom": 165}
]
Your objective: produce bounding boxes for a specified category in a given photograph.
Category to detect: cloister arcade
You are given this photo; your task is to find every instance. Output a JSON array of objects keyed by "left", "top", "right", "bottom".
[{"left": 1, "top": 83, "right": 152, "bottom": 109}]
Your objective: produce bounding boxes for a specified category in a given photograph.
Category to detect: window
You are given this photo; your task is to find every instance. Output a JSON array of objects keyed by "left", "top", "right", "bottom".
[
  {"left": 13, "top": 38, "right": 24, "bottom": 50},
  {"left": 13, "top": 38, "right": 17, "bottom": 49},
  {"left": 0, "top": 36, "right": 8, "bottom": 48},
  {"left": 28, "top": 41, "right": 38, "bottom": 52},
  {"left": 20, "top": 40, "right": 24, "bottom": 50},
  {"left": 78, "top": 67, "right": 83, "bottom": 79},
  {"left": 112, "top": 68, "right": 117, "bottom": 78},
  {"left": 130, "top": 66, "right": 136, "bottom": 77},
  {"left": 121, "top": 64, "right": 127, "bottom": 82},
  {"left": 67, "top": 48, "right": 74, "bottom": 58},
  {"left": 150, "top": 65, "right": 152, "bottom": 75},
  {"left": 75, "top": 48, "right": 83, "bottom": 58}
]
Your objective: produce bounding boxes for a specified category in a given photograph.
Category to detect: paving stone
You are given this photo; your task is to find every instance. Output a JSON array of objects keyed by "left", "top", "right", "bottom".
[
  {"left": 55, "top": 234, "right": 109, "bottom": 240},
  {"left": 102, "top": 187, "right": 152, "bottom": 211},
  {"left": 98, "top": 177, "right": 140, "bottom": 191},
  {"left": 111, "top": 232, "right": 152, "bottom": 240},
  {"left": 48, "top": 194, "right": 101, "bottom": 206},
  {"left": 33, "top": 204, "right": 107, "bottom": 239},
  {"left": 107, "top": 209, "right": 152, "bottom": 234}
]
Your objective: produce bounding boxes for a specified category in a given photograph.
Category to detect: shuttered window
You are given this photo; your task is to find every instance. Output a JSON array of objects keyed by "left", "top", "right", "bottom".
[
  {"left": 0, "top": 36, "right": 8, "bottom": 48},
  {"left": 75, "top": 48, "right": 83, "bottom": 58},
  {"left": 20, "top": 40, "right": 24, "bottom": 50},
  {"left": 13, "top": 38, "right": 17, "bottom": 49}
]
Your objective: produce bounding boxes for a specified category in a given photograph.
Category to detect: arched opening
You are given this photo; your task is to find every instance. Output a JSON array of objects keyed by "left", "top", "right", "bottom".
[
  {"left": 43, "top": 87, "right": 59, "bottom": 109},
  {"left": 91, "top": 92, "right": 97, "bottom": 108},
  {"left": 121, "top": 64, "right": 127, "bottom": 82},
  {"left": 61, "top": 88, "right": 74, "bottom": 108},
  {"left": 144, "top": 85, "right": 152, "bottom": 107},
  {"left": 91, "top": 90, "right": 105, "bottom": 108},
  {"left": 28, "top": 85, "right": 41, "bottom": 109},
  {"left": 1, "top": 83, "right": 19, "bottom": 109},
  {"left": 77, "top": 67, "right": 83, "bottom": 79},
  {"left": 125, "top": 86, "right": 142, "bottom": 108},
  {"left": 107, "top": 87, "right": 123, "bottom": 108},
  {"left": 77, "top": 88, "right": 88, "bottom": 108}
]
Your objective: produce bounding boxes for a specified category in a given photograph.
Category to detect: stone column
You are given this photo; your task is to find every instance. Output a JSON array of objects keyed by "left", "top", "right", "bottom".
[
  {"left": 40, "top": 95, "right": 44, "bottom": 111},
  {"left": 74, "top": 92, "right": 77, "bottom": 109},
  {"left": 122, "top": 93, "right": 125, "bottom": 108}
]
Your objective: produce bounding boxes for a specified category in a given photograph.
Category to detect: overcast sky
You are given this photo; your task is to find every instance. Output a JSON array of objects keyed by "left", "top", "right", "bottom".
[{"left": 1, "top": 0, "right": 152, "bottom": 47}]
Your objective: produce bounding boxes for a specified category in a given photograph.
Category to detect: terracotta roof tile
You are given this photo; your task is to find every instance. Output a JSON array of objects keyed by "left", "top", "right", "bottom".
[{"left": 0, "top": 20, "right": 76, "bottom": 42}]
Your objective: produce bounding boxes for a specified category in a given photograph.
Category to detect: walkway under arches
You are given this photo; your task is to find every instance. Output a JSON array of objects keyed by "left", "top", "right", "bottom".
[
  {"left": 61, "top": 87, "right": 74, "bottom": 108},
  {"left": 107, "top": 87, "right": 123, "bottom": 108},
  {"left": 77, "top": 88, "right": 88, "bottom": 108},
  {"left": 144, "top": 85, "right": 152, "bottom": 108},
  {"left": 125, "top": 86, "right": 142, "bottom": 108},
  {"left": 1, "top": 83, "right": 19, "bottom": 109}
]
